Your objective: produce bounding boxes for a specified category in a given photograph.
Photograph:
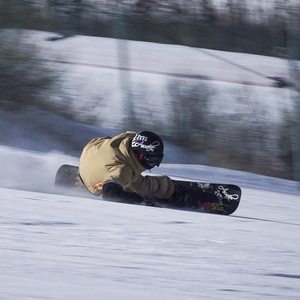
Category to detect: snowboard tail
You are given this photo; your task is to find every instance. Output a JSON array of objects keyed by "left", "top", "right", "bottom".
[
  {"left": 55, "top": 164, "right": 241, "bottom": 215},
  {"left": 55, "top": 164, "right": 80, "bottom": 187}
]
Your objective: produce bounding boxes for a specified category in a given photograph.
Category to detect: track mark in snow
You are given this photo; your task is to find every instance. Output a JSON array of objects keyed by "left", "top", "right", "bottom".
[
  {"left": 230, "top": 215, "right": 300, "bottom": 227},
  {"left": 266, "top": 273, "right": 300, "bottom": 280},
  {"left": 165, "top": 221, "right": 191, "bottom": 224},
  {"left": 19, "top": 221, "right": 76, "bottom": 226},
  {"left": 219, "top": 289, "right": 243, "bottom": 292}
]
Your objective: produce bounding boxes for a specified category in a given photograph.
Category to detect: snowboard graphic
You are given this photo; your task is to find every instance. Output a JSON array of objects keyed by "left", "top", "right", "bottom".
[
  {"left": 55, "top": 164, "right": 241, "bottom": 215},
  {"left": 173, "top": 181, "right": 241, "bottom": 215}
]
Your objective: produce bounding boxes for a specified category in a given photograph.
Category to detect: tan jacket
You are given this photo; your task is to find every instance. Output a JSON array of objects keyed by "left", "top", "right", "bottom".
[{"left": 79, "top": 131, "right": 175, "bottom": 198}]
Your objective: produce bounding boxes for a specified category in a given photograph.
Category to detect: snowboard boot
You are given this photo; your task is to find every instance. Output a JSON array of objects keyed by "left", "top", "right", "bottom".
[
  {"left": 141, "top": 199, "right": 165, "bottom": 207},
  {"left": 141, "top": 195, "right": 167, "bottom": 207}
]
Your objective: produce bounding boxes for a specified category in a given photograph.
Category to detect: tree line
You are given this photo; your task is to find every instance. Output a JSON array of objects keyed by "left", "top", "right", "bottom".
[{"left": 1, "top": 0, "right": 299, "bottom": 58}]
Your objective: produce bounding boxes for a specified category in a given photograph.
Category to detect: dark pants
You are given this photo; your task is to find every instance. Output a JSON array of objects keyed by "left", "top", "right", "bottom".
[{"left": 102, "top": 182, "right": 144, "bottom": 203}]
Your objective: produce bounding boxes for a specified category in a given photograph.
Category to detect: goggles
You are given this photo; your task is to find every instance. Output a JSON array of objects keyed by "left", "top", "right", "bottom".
[{"left": 143, "top": 154, "right": 164, "bottom": 168}]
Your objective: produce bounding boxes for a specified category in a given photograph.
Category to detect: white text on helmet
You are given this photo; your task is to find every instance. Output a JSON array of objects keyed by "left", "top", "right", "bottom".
[
  {"left": 133, "top": 134, "right": 148, "bottom": 142},
  {"left": 132, "top": 141, "right": 160, "bottom": 152}
]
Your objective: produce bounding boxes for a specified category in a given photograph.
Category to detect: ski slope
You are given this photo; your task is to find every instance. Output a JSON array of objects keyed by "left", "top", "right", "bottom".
[
  {"left": 0, "top": 148, "right": 300, "bottom": 300},
  {"left": 3, "top": 29, "right": 292, "bottom": 130},
  {"left": 1, "top": 29, "right": 299, "bottom": 299}
]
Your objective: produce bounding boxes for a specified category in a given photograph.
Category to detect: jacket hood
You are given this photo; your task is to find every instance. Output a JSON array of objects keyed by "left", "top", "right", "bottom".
[{"left": 110, "top": 131, "right": 146, "bottom": 174}]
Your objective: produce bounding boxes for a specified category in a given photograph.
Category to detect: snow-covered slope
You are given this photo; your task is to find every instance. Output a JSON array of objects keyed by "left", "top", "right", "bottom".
[
  {"left": 1, "top": 29, "right": 299, "bottom": 299},
  {"left": 1, "top": 185, "right": 300, "bottom": 300},
  {"left": 0, "top": 146, "right": 299, "bottom": 300},
  {"left": 3, "top": 29, "right": 292, "bottom": 131}
]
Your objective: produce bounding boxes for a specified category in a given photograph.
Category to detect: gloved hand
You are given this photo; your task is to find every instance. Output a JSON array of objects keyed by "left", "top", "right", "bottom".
[
  {"left": 169, "top": 182, "right": 188, "bottom": 206},
  {"left": 170, "top": 182, "right": 201, "bottom": 208}
]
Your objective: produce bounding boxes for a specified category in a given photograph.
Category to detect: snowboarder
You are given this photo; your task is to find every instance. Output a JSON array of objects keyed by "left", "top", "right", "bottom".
[
  {"left": 56, "top": 130, "right": 241, "bottom": 214},
  {"left": 78, "top": 131, "right": 186, "bottom": 205}
]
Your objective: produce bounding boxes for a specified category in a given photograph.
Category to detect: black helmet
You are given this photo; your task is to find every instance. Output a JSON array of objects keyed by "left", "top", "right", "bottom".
[{"left": 131, "top": 131, "right": 164, "bottom": 169}]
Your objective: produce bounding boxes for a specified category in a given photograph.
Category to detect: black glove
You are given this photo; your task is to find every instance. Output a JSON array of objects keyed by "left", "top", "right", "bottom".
[
  {"left": 169, "top": 182, "right": 188, "bottom": 206},
  {"left": 170, "top": 182, "right": 201, "bottom": 208}
]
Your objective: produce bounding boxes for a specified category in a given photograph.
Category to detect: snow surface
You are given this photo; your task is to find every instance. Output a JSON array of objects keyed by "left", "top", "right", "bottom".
[
  {"left": 3, "top": 29, "right": 293, "bottom": 130},
  {"left": 0, "top": 145, "right": 300, "bottom": 300},
  {"left": 1, "top": 29, "right": 300, "bottom": 299}
]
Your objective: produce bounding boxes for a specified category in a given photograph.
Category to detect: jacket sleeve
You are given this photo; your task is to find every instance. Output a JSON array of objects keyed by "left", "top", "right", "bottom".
[
  {"left": 103, "top": 165, "right": 175, "bottom": 199},
  {"left": 129, "top": 175, "right": 175, "bottom": 199}
]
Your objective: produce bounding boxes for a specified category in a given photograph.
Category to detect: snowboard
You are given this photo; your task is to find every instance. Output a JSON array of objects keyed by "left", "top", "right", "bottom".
[{"left": 55, "top": 164, "right": 241, "bottom": 215}]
